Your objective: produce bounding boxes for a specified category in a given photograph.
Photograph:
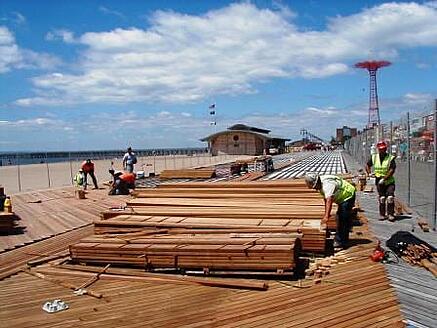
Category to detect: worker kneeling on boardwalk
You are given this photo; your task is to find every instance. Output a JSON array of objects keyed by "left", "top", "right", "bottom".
[
  {"left": 365, "top": 141, "right": 396, "bottom": 222},
  {"left": 109, "top": 170, "right": 136, "bottom": 195},
  {"left": 305, "top": 173, "right": 356, "bottom": 250}
]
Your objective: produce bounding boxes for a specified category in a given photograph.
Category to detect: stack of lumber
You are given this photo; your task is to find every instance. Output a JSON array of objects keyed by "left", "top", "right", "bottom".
[
  {"left": 231, "top": 171, "right": 265, "bottom": 181},
  {"left": 0, "top": 212, "right": 18, "bottom": 231},
  {"left": 93, "top": 216, "right": 326, "bottom": 252},
  {"left": 70, "top": 179, "right": 330, "bottom": 273},
  {"left": 104, "top": 180, "right": 330, "bottom": 252},
  {"left": 70, "top": 233, "right": 301, "bottom": 271},
  {"left": 128, "top": 180, "right": 336, "bottom": 231},
  {"left": 159, "top": 168, "right": 215, "bottom": 179}
]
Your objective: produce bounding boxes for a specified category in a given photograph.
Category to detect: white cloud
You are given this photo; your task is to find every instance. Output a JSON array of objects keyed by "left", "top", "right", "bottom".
[
  {"left": 14, "top": 96, "right": 67, "bottom": 106},
  {"left": 1, "top": 12, "right": 26, "bottom": 25},
  {"left": 14, "top": 2, "right": 437, "bottom": 106},
  {"left": 2, "top": 117, "right": 61, "bottom": 127},
  {"left": 306, "top": 107, "right": 337, "bottom": 115},
  {"left": 0, "top": 26, "right": 22, "bottom": 73},
  {"left": 404, "top": 92, "right": 432, "bottom": 103},
  {"left": 0, "top": 25, "right": 60, "bottom": 73},
  {"left": 416, "top": 62, "right": 431, "bottom": 69},
  {"left": 46, "top": 29, "right": 76, "bottom": 43},
  {"left": 157, "top": 111, "right": 171, "bottom": 117},
  {"left": 99, "top": 6, "right": 125, "bottom": 19},
  {"left": 12, "top": 12, "right": 26, "bottom": 25},
  {"left": 328, "top": 2, "right": 437, "bottom": 57}
]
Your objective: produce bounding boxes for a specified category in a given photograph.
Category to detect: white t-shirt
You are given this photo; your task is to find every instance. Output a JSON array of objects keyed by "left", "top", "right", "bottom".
[
  {"left": 123, "top": 152, "right": 137, "bottom": 165},
  {"left": 320, "top": 175, "right": 340, "bottom": 199}
]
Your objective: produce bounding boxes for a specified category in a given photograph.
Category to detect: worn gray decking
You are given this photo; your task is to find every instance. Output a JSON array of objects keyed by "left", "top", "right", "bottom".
[{"left": 343, "top": 152, "right": 437, "bottom": 328}]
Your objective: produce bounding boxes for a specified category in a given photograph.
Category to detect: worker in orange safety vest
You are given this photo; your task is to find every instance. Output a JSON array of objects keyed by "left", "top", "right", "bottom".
[{"left": 108, "top": 171, "right": 136, "bottom": 195}]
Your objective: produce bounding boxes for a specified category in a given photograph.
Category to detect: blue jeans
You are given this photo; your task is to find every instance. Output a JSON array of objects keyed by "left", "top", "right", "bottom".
[
  {"left": 335, "top": 194, "right": 356, "bottom": 247},
  {"left": 125, "top": 164, "right": 134, "bottom": 173}
]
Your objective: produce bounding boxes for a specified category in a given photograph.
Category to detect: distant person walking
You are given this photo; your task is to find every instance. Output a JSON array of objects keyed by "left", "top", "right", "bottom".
[
  {"left": 399, "top": 142, "right": 407, "bottom": 161},
  {"left": 123, "top": 147, "right": 137, "bottom": 173},
  {"left": 81, "top": 159, "right": 99, "bottom": 190},
  {"left": 366, "top": 141, "right": 396, "bottom": 221},
  {"left": 304, "top": 173, "right": 356, "bottom": 250}
]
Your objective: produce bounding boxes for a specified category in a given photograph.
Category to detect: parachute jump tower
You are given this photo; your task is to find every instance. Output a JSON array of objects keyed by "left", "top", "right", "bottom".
[{"left": 355, "top": 60, "right": 391, "bottom": 128}]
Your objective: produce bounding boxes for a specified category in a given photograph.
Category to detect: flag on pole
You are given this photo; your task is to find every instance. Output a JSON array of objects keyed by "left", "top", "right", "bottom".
[
  {"left": 209, "top": 110, "right": 215, "bottom": 115},
  {"left": 209, "top": 104, "right": 216, "bottom": 109},
  {"left": 210, "top": 122, "right": 216, "bottom": 126}
]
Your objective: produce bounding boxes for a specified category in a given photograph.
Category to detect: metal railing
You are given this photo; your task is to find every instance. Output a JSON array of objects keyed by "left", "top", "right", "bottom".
[{"left": 0, "top": 150, "right": 241, "bottom": 194}]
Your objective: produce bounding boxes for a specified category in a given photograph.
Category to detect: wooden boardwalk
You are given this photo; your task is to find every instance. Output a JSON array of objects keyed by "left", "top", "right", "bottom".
[
  {"left": 0, "top": 182, "right": 405, "bottom": 327},
  {"left": 0, "top": 215, "right": 404, "bottom": 327},
  {"left": 0, "top": 187, "right": 128, "bottom": 253}
]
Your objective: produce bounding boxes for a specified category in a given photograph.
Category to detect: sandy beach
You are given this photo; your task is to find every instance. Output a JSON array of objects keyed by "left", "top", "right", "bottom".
[{"left": 0, "top": 153, "right": 248, "bottom": 194}]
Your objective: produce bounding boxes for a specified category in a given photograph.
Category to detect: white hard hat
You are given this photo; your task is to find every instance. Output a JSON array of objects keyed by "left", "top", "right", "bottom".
[{"left": 304, "top": 172, "right": 319, "bottom": 189}]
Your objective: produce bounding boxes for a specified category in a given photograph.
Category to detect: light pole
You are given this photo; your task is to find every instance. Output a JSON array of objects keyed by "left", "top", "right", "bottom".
[{"left": 152, "top": 150, "right": 156, "bottom": 176}]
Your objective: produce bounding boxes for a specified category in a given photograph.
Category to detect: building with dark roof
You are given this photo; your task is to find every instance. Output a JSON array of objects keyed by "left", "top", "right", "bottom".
[
  {"left": 336, "top": 126, "right": 357, "bottom": 144},
  {"left": 200, "top": 124, "right": 290, "bottom": 156}
]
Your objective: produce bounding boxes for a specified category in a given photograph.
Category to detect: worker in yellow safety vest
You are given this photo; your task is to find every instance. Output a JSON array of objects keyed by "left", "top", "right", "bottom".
[
  {"left": 366, "top": 141, "right": 396, "bottom": 221},
  {"left": 305, "top": 173, "right": 356, "bottom": 250},
  {"left": 73, "top": 169, "right": 85, "bottom": 188}
]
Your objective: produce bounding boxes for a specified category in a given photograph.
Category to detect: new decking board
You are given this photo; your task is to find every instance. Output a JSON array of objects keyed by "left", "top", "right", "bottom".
[
  {"left": 0, "top": 225, "right": 94, "bottom": 280},
  {"left": 0, "top": 250, "right": 403, "bottom": 328},
  {"left": 0, "top": 153, "right": 409, "bottom": 327},
  {"left": 1, "top": 206, "right": 405, "bottom": 326},
  {"left": 0, "top": 188, "right": 129, "bottom": 253}
]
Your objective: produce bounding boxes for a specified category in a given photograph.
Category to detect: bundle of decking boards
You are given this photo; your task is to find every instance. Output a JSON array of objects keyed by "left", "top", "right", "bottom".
[{"left": 70, "top": 179, "right": 332, "bottom": 274}]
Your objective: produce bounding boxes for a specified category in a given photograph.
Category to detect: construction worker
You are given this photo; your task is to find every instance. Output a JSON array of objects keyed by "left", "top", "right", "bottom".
[
  {"left": 305, "top": 173, "right": 356, "bottom": 250},
  {"left": 81, "top": 159, "right": 99, "bottom": 190},
  {"left": 73, "top": 169, "right": 85, "bottom": 188},
  {"left": 108, "top": 171, "right": 136, "bottom": 195},
  {"left": 366, "top": 141, "right": 396, "bottom": 221},
  {"left": 123, "top": 147, "right": 137, "bottom": 173}
]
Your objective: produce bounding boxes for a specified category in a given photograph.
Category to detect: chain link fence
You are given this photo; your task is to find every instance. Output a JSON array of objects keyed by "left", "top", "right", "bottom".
[{"left": 345, "top": 99, "right": 437, "bottom": 230}]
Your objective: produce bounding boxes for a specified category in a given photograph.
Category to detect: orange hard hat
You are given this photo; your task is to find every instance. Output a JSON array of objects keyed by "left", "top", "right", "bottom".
[{"left": 376, "top": 141, "right": 387, "bottom": 150}]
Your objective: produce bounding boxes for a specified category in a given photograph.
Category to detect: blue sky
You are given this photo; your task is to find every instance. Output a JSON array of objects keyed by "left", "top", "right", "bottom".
[{"left": 0, "top": 0, "right": 436, "bottom": 151}]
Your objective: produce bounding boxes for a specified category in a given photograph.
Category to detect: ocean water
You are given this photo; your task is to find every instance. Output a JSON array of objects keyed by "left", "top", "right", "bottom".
[{"left": 0, "top": 147, "right": 208, "bottom": 166}]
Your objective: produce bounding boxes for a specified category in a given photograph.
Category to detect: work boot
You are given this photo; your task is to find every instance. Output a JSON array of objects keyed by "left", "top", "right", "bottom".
[
  {"left": 387, "top": 196, "right": 395, "bottom": 217},
  {"left": 378, "top": 216, "right": 387, "bottom": 221},
  {"left": 388, "top": 215, "right": 396, "bottom": 222},
  {"left": 333, "top": 241, "right": 344, "bottom": 251},
  {"left": 379, "top": 196, "right": 386, "bottom": 217}
]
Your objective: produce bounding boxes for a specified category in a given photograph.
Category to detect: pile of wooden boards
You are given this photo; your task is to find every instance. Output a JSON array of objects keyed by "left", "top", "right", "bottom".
[
  {"left": 0, "top": 212, "right": 17, "bottom": 231},
  {"left": 231, "top": 171, "right": 265, "bottom": 181},
  {"left": 70, "top": 233, "right": 301, "bottom": 271},
  {"left": 401, "top": 244, "right": 437, "bottom": 277},
  {"left": 70, "top": 179, "right": 330, "bottom": 274},
  {"left": 159, "top": 168, "right": 215, "bottom": 179}
]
